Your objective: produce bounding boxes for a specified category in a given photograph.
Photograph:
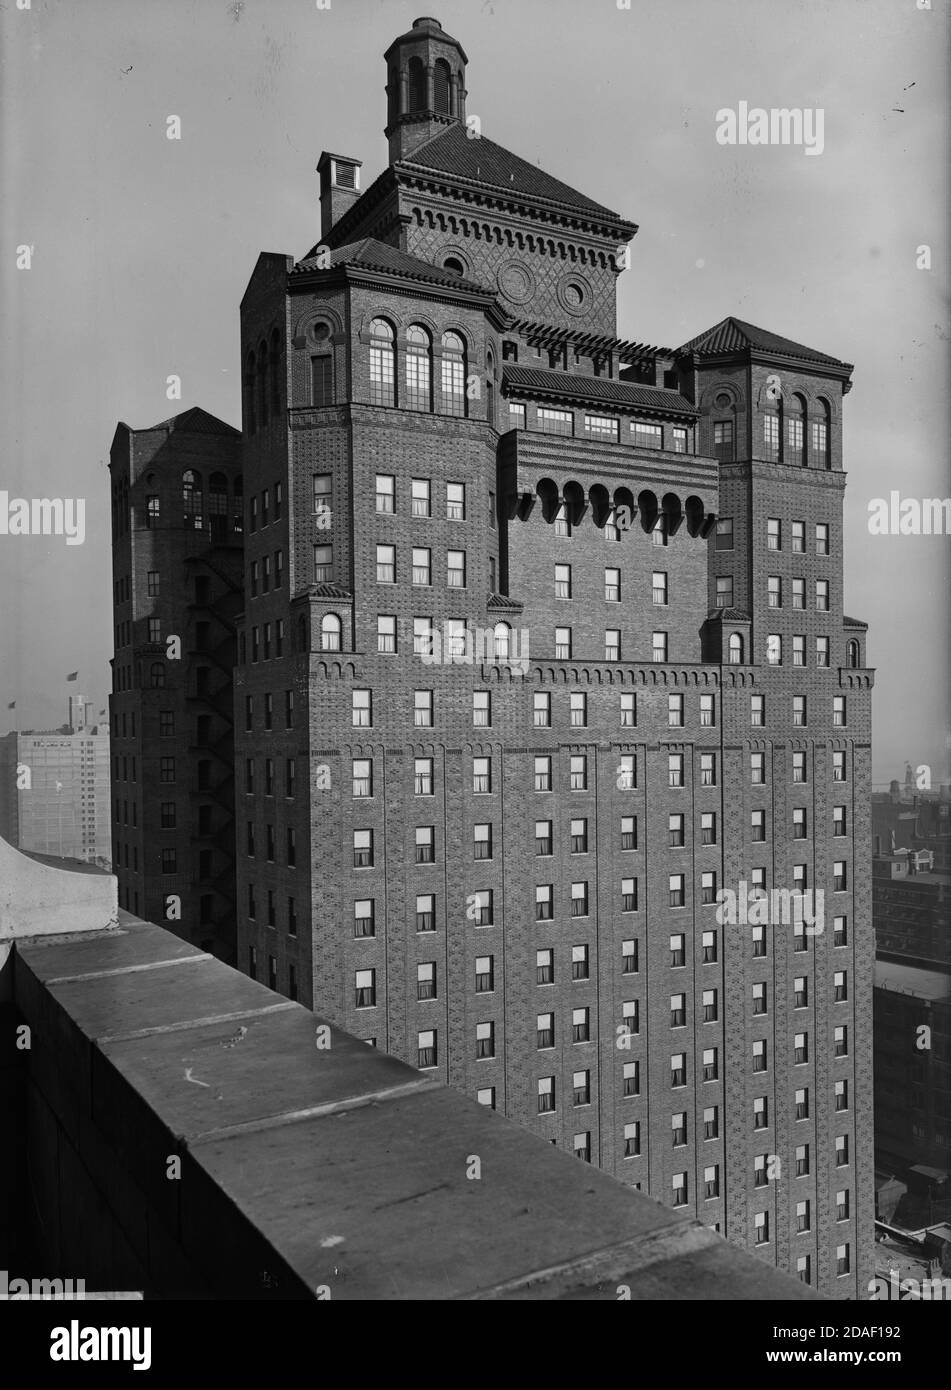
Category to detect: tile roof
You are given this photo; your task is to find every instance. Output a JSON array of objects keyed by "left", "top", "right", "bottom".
[
  {"left": 843, "top": 615, "right": 868, "bottom": 628},
  {"left": 399, "top": 124, "right": 629, "bottom": 223},
  {"left": 708, "top": 608, "right": 752, "bottom": 622},
  {"left": 502, "top": 365, "right": 698, "bottom": 417},
  {"left": 293, "top": 237, "right": 487, "bottom": 292},
  {"left": 677, "top": 316, "right": 851, "bottom": 368},
  {"left": 147, "top": 407, "right": 240, "bottom": 436}
]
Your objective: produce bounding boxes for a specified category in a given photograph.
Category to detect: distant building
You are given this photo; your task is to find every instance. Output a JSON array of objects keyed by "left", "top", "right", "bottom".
[
  {"left": 0, "top": 728, "right": 111, "bottom": 868},
  {"left": 873, "top": 960, "right": 950, "bottom": 1186},
  {"left": 108, "top": 406, "right": 243, "bottom": 963},
  {"left": 873, "top": 853, "right": 951, "bottom": 970}
]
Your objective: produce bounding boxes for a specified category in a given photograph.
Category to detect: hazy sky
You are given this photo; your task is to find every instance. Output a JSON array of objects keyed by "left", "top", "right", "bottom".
[{"left": 1, "top": 0, "right": 947, "bottom": 784}]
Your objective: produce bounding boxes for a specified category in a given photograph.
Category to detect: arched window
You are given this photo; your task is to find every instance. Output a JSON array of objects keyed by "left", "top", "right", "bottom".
[
  {"left": 847, "top": 639, "right": 860, "bottom": 669},
  {"left": 149, "top": 663, "right": 166, "bottom": 689},
  {"left": 245, "top": 352, "right": 256, "bottom": 433},
  {"left": 182, "top": 470, "right": 203, "bottom": 529},
  {"left": 321, "top": 614, "right": 342, "bottom": 652},
  {"left": 441, "top": 331, "right": 466, "bottom": 417},
  {"left": 443, "top": 256, "right": 464, "bottom": 277},
  {"left": 728, "top": 633, "right": 743, "bottom": 665},
  {"left": 434, "top": 59, "right": 452, "bottom": 115},
  {"left": 270, "top": 328, "right": 281, "bottom": 409},
  {"left": 369, "top": 318, "right": 395, "bottom": 407},
  {"left": 408, "top": 57, "right": 426, "bottom": 112},
  {"left": 493, "top": 622, "right": 511, "bottom": 659},
  {"left": 258, "top": 339, "right": 269, "bottom": 426},
  {"left": 311, "top": 322, "right": 334, "bottom": 407},
  {"left": 405, "top": 324, "right": 432, "bottom": 412},
  {"left": 812, "top": 399, "right": 832, "bottom": 469},
  {"left": 786, "top": 393, "right": 805, "bottom": 465}
]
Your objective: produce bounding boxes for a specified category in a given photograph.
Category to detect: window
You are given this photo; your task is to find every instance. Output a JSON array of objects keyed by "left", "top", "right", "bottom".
[
  {"left": 536, "top": 949, "right": 553, "bottom": 985},
  {"left": 793, "top": 807, "right": 806, "bottom": 839},
  {"left": 669, "top": 813, "right": 685, "bottom": 848},
  {"left": 405, "top": 325, "right": 432, "bottom": 411},
  {"left": 604, "top": 628, "right": 621, "bottom": 661},
  {"left": 834, "top": 915, "right": 848, "bottom": 948},
  {"left": 584, "top": 413, "right": 618, "bottom": 439},
  {"left": 441, "top": 335, "right": 466, "bottom": 417},
  {"left": 751, "top": 694, "right": 764, "bottom": 727},
  {"left": 752, "top": 982, "right": 767, "bottom": 1016},
  {"left": 816, "top": 578, "right": 830, "bottom": 613},
  {"left": 701, "top": 873, "right": 718, "bottom": 907},
  {"left": 352, "top": 758, "right": 372, "bottom": 798},
  {"left": 620, "top": 692, "right": 636, "bottom": 727},
  {"left": 509, "top": 402, "right": 526, "bottom": 429},
  {"left": 472, "top": 889, "right": 494, "bottom": 926},
  {"left": 476, "top": 1021, "right": 495, "bottom": 1059},
  {"left": 353, "top": 829, "right": 373, "bottom": 869},
  {"left": 554, "top": 626, "right": 572, "bottom": 660},
  {"left": 790, "top": 577, "right": 805, "bottom": 611},
  {"left": 702, "top": 930, "right": 717, "bottom": 963},
  {"left": 622, "top": 938, "right": 638, "bottom": 974},
  {"left": 369, "top": 318, "right": 395, "bottom": 406},
  {"left": 715, "top": 517, "right": 734, "bottom": 550},
  {"left": 535, "top": 820, "right": 552, "bottom": 856},
  {"left": 651, "top": 515, "right": 667, "bottom": 547},
  {"left": 532, "top": 692, "right": 552, "bottom": 729},
  {"left": 574, "top": 1133, "right": 591, "bottom": 1163},
  {"left": 537, "top": 1013, "right": 554, "bottom": 1049},
  {"left": 750, "top": 752, "right": 765, "bottom": 785},
  {"left": 834, "top": 969, "right": 848, "bottom": 1001},
  {"left": 352, "top": 689, "right": 371, "bottom": 728},
  {"left": 816, "top": 522, "right": 830, "bottom": 555},
  {"left": 410, "top": 478, "right": 431, "bottom": 519},
  {"left": 767, "top": 517, "right": 781, "bottom": 551},
  {"left": 652, "top": 571, "right": 668, "bottom": 606},
  {"left": 355, "top": 969, "right": 376, "bottom": 1009},
  {"left": 447, "top": 550, "right": 466, "bottom": 588},
  {"left": 623, "top": 1060, "right": 639, "bottom": 1097},
  {"left": 538, "top": 1076, "right": 555, "bottom": 1113},
  {"left": 792, "top": 751, "right": 807, "bottom": 783},
  {"left": 795, "top": 1085, "right": 809, "bottom": 1119},
  {"left": 795, "top": 1144, "right": 810, "bottom": 1178},
  {"left": 794, "top": 1032, "right": 808, "bottom": 1065},
  {"left": 377, "top": 615, "right": 397, "bottom": 654},
  {"left": 567, "top": 692, "right": 587, "bottom": 729},
  {"left": 412, "top": 618, "right": 434, "bottom": 657},
  {"left": 704, "top": 1165, "right": 719, "bottom": 1200},
  {"left": 444, "top": 480, "right": 466, "bottom": 520},
  {"left": 702, "top": 1048, "right": 718, "bottom": 1081},
  {"left": 621, "top": 816, "right": 637, "bottom": 852},
  {"left": 703, "top": 1107, "right": 719, "bottom": 1141},
  {"left": 754, "top": 1159, "right": 768, "bottom": 1192},
  {"left": 621, "top": 877, "right": 638, "bottom": 912},
  {"left": 414, "top": 758, "right": 434, "bottom": 796},
  {"left": 652, "top": 631, "right": 667, "bottom": 662},
  {"left": 672, "top": 1112, "right": 687, "bottom": 1146},
  {"left": 535, "top": 885, "right": 553, "bottom": 922},
  {"left": 669, "top": 934, "right": 685, "bottom": 968},
  {"left": 605, "top": 567, "right": 620, "bottom": 602},
  {"left": 553, "top": 501, "right": 570, "bottom": 537},
  {"left": 753, "top": 1039, "right": 767, "bottom": 1073},
  {"left": 668, "top": 694, "right": 684, "bottom": 727},
  {"left": 753, "top": 1096, "right": 768, "bottom": 1129},
  {"left": 672, "top": 427, "right": 688, "bottom": 453},
  {"left": 766, "top": 634, "right": 782, "bottom": 665},
  {"left": 754, "top": 1212, "right": 769, "bottom": 1246},
  {"left": 836, "top": 1244, "right": 850, "bottom": 1277},
  {"left": 570, "top": 818, "right": 588, "bottom": 854},
  {"left": 633, "top": 421, "right": 662, "bottom": 449},
  {"left": 670, "top": 993, "right": 686, "bottom": 1027},
  {"left": 700, "top": 753, "right": 716, "bottom": 787},
  {"left": 417, "top": 1029, "right": 437, "bottom": 1070},
  {"left": 412, "top": 548, "right": 431, "bottom": 586},
  {"left": 624, "top": 1122, "right": 640, "bottom": 1158},
  {"left": 534, "top": 756, "right": 552, "bottom": 792},
  {"left": 571, "top": 944, "right": 589, "bottom": 981},
  {"left": 538, "top": 407, "right": 573, "bottom": 435},
  {"left": 570, "top": 755, "right": 588, "bottom": 792},
  {"left": 668, "top": 753, "right": 684, "bottom": 788},
  {"left": 160, "top": 756, "right": 175, "bottom": 783},
  {"left": 555, "top": 563, "right": 572, "bottom": 600},
  {"left": 416, "top": 895, "right": 435, "bottom": 933},
  {"left": 763, "top": 411, "right": 780, "bottom": 460},
  {"left": 796, "top": 1200, "right": 810, "bottom": 1233},
  {"left": 671, "top": 1054, "right": 686, "bottom": 1087},
  {"left": 375, "top": 474, "right": 395, "bottom": 513},
  {"left": 415, "top": 826, "right": 435, "bottom": 865},
  {"left": 835, "top": 1080, "right": 849, "bottom": 1112},
  {"left": 767, "top": 575, "right": 782, "bottom": 609},
  {"left": 474, "top": 955, "right": 494, "bottom": 993},
  {"left": 472, "top": 756, "right": 491, "bottom": 794},
  {"left": 672, "top": 1173, "right": 687, "bottom": 1207},
  {"left": 713, "top": 420, "right": 733, "bottom": 461},
  {"left": 376, "top": 544, "right": 395, "bottom": 584},
  {"left": 700, "top": 694, "right": 716, "bottom": 727},
  {"left": 571, "top": 882, "right": 589, "bottom": 917}
]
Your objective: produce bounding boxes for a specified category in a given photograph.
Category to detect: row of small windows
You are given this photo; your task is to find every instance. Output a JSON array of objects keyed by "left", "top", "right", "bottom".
[
  {"left": 247, "top": 949, "right": 298, "bottom": 1001},
  {"left": 247, "top": 888, "right": 298, "bottom": 937},
  {"left": 245, "top": 822, "right": 297, "bottom": 866},
  {"left": 247, "top": 482, "right": 283, "bottom": 532},
  {"left": 243, "top": 691, "right": 295, "bottom": 730},
  {"left": 715, "top": 517, "right": 830, "bottom": 553},
  {"left": 508, "top": 404, "right": 693, "bottom": 452},
  {"left": 143, "top": 471, "right": 242, "bottom": 533},
  {"left": 710, "top": 398, "right": 832, "bottom": 468},
  {"left": 372, "top": 474, "right": 469, "bottom": 519},
  {"left": 715, "top": 575, "right": 835, "bottom": 612}
]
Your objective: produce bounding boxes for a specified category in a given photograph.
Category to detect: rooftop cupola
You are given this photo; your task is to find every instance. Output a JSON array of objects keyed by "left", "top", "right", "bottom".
[{"left": 384, "top": 16, "right": 468, "bottom": 164}]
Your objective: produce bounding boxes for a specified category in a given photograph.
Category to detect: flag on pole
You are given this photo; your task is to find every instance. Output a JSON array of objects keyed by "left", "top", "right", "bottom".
[
  {"left": 66, "top": 672, "right": 78, "bottom": 681},
  {"left": 7, "top": 701, "right": 14, "bottom": 710}
]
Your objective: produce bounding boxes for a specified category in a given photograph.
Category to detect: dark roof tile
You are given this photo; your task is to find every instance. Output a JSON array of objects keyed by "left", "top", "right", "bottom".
[
  {"left": 294, "top": 237, "right": 486, "bottom": 292},
  {"left": 678, "top": 316, "right": 850, "bottom": 368},
  {"left": 503, "top": 365, "right": 698, "bottom": 417}
]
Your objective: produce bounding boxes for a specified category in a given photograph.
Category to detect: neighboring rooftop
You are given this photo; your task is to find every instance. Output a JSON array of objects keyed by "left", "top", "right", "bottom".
[
  {"left": 677, "top": 316, "right": 852, "bottom": 370},
  {"left": 294, "top": 235, "right": 488, "bottom": 293},
  {"left": 502, "top": 365, "right": 698, "bottom": 418},
  {"left": 874, "top": 960, "right": 951, "bottom": 1003}
]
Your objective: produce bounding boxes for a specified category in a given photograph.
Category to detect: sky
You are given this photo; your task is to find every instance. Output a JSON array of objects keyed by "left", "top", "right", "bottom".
[{"left": 1, "top": 0, "right": 948, "bottom": 784}]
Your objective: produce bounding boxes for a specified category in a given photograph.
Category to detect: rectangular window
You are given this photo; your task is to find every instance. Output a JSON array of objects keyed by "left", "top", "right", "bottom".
[
  {"left": 669, "top": 812, "right": 685, "bottom": 848},
  {"left": 713, "top": 420, "right": 733, "bottom": 461},
  {"left": 375, "top": 474, "right": 395, "bottom": 513},
  {"left": 792, "top": 577, "right": 805, "bottom": 610},
  {"left": 621, "top": 815, "right": 637, "bottom": 852},
  {"left": 570, "top": 882, "right": 589, "bottom": 918},
  {"left": 763, "top": 412, "right": 780, "bottom": 460},
  {"left": 792, "top": 519, "right": 805, "bottom": 552},
  {"left": 537, "top": 1013, "right": 554, "bottom": 1049},
  {"left": 767, "top": 575, "right": 782, "bottom": 609},
  {"left": 816, "top": 522, "right": 830, "bottom": 555},
  {"left": 555, "top": 626, "right": 572, "bottom": 660},
  {"left": 668, "top": 753, "right": 684, "bottom": 788},
  {"left": 537, "top": 407, "right": 573, "bottom": 436},
  {"left": 604, "top": 628, "right": 621, "bottom": 661},
  {"left": 476, "top": 1021, "right": 495, "bottom": 1059},
  {"left": 816, "top": 636, "right": 830, "bottom": 668},
  {"left": 536, "top": 948, "right": 553, "bottom": 986},
  {"left": 700, "top": 694, "right": 715, "bottom": 727},
  {"left": 700, "top": 753, "right": 716, "bottom": 787},
  {"left": 570, "top": 692, "right": 587, "bottom": 728},
  {"left": 537, "top": 1076, "right": 555, "bottom": 1113},
  {"left": 715, "top": 517, "right": 734, "bottom": 550},
  {"left": 669, "top": 934, "right": 685, "bottom": 968},
  {"left": 620, "top": 692, "right": 636, "bottom": 728},
  {"left": 473, "top": 823, "right": 492, "bottom": 861},
  {"left": 652, "top": 571, "right": 668, "bottom": 606},
  {"left": 750, "top": 694, "right": 765, "bottom": 727},
  {"left": 375, "top": 544, "right": 395, "bottom": 585},
  {"left": 631, "top": 420, "right": 662, "bottom": 450},
  {"left": 816, "top": 579, "right": 830, "bottom": 612},
  {"left": 702, "top": 929, "right": 717, "bottom": 963},
  {"left": 555, "top": 563, "right": 572, "bottom": 600},
  {"left": 554, "top": 502, "right": 570, "bottom": 537},
  {"left": 417, "top": 962, "right": 436, "bottom": 1001},
  {"left": 652, "top": 631, "right": 668, "bottom": 662},
  {"left": 447, "top": 550, "right": 466, "bottom": 588},
  {"left": 410, "top": 478, "right": 431, "bottom": 518},
  {"left": 669, "top": 873, "right": 685, "bottom": 908},
  {"left": 672, "top": 427, "right": 688, "bottom": 454},
  {"left": 412, "top": 548, "right": 431, "bottom": 586},
  {"left": 535, "top": 819, "right": 552, "bottom": 856},
  {"left": 584, "top": 413, "right": 618, "bottom": 440},
  {"left": 605, "top": 567, "right": 620, "bottom": 602},
  {"left": 767, "top": 517, "right": 781, "bottom": 551},
  {"left": 417, "top": 1030, "right": 437, "bottom": 1070}
]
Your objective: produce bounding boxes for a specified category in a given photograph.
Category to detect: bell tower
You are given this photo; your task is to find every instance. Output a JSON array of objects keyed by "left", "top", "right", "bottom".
[{"left": 384, "top": 16, "right": 467, "bottom": 164}]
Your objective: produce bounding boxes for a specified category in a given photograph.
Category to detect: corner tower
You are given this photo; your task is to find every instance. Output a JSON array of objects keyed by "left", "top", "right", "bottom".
[{"left": 384, "top": 16, "right": 467, "bottom": 163}]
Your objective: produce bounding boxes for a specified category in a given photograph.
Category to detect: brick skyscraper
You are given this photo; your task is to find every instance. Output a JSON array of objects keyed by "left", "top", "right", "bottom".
[
  {"left": 109, "top": 408, "right": 243, "bottom": 962},
  {"left": 231, "top": 17, "right": 873, "bottom": 1295}
]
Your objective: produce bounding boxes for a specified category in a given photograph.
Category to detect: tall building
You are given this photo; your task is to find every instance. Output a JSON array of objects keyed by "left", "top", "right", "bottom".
[
  {"left": 108, "top": 407, "right": 243, "bottom": 962},
  {"left": 0, "top": 727, "right": 111, "bottom": 868},
  {"left": 154, "top": 14, "right": 876, "bottom": 1296}
]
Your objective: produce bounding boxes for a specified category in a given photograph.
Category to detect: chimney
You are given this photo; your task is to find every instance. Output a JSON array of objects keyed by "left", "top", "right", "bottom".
[{"left": 317, "top": 152, "right": 363, "bottom": 244}]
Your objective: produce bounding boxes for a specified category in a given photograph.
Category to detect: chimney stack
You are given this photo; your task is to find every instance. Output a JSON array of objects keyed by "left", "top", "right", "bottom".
[{"left": 317, "top": 152, "right": 363, "bottom": 244}]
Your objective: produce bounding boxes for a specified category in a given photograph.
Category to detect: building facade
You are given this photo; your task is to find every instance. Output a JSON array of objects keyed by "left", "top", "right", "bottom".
[
  {"left": 0, "top": 728, "right": 111, "bottom": 868},
  {"left": 108, "top": 407, "right": 243, "bottom": 962},
  {"left": 227, "top": 17, "right": 874, "bottom": 1296}
]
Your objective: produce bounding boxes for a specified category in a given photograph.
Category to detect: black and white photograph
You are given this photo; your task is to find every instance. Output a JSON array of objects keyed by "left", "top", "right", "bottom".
[{"left": 1, "top": 0, "right": 948, "bottom": 1352}]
